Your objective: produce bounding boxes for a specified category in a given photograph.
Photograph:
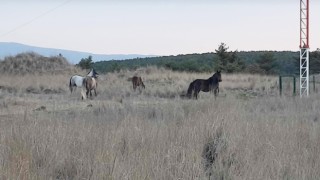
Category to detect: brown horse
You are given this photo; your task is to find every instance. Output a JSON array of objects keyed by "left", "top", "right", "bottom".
[
  {"left": 81, "top": 76, "right": 98, "bottom": 100},
  {"left": 186, "top": 70, "right": 222, "bottom": 99},
  {"left": 131, "top": 76, "right": 145, "bottom": 91}
]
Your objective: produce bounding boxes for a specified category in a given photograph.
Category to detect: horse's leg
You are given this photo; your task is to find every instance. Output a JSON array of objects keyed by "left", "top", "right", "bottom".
[
  {"left": 81, "top": 89, "right": 86, "bottom": 100},
  {"left": 86, "top": 89, "right": 89, "bottom": 99},
  {"left": 214, "top": 88, "right": 218, "bottom": 99},
  {"left": 194, "top": 87, "right": 200, "bottom": 99},
  {"left": 89, "top": 89, "right": 92, "bottom": 98},
  {"left": 139, "top": 85, "right": 143, "bottom": 93},
  {"left": 193, "top": 88, "right": 198, "bottom": 99},
  {"left": 94, "top": 88, "right": 97, "bottom": 96},
  {"left": 70, "top": 85, "right": 77, "bottom": 94}
]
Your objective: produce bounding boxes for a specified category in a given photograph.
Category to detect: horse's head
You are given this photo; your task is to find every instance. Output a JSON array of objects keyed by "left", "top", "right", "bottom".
[
  {"left": 214, "top": 70, "right": 222, "bottom": 82},
  {"left": 92, "top": 69, "right": 99, "bottom": 78},
  {"left": 88, "top": 69, "right": 99, "bottom": 78}
]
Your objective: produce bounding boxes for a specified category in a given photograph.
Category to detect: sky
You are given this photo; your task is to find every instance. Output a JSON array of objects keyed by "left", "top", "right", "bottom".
[{"left": 1, "top": 0, "right": 319, "bottom": 56}]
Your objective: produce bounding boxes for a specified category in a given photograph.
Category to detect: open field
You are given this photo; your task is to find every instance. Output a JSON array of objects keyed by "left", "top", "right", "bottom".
[{"left": 0, "top": 67, "right": 319, "bottom": 179}]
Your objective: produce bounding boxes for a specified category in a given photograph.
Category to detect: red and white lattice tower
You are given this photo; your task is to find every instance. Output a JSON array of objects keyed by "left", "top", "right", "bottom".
[{"left": 300, "top": 0, "right": 310, "bottom": 97}]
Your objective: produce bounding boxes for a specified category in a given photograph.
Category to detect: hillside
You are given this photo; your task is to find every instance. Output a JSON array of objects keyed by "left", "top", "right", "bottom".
[
  {"left": 0, "top": 52, "right": 73, "bottom": 75},
  {"left": 0, "top": 42, "right": 156, "bottom": 64},
  {"left": 93, "top": 51, "right": 300, "bottom": 75}
]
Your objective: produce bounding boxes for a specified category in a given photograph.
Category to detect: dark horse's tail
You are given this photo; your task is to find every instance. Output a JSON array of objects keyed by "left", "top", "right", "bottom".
[
  {"left": 186, "top": 81, "right": 194, "bottom": 98},
  {"left": 69, "top": 77, "right": 73, "bottom": 93}
]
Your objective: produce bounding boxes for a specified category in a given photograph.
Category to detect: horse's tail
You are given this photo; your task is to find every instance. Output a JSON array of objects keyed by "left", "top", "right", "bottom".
[
  {"left": 186, "top": 82, "right": 194, "bottom": 98},
  {"left": 69, "top": 77, "right": 73, "bottom": 93}
]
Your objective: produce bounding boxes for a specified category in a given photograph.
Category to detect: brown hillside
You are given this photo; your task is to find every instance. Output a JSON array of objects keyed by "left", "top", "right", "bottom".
[{"left": 0, "top": 52, "right": 74, "bottom": 75}]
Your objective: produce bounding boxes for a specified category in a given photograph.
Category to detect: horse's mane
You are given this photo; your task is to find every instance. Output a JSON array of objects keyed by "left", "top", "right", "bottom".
[{"left": 87, "top": 69, "right": 99, "bottom": 78}]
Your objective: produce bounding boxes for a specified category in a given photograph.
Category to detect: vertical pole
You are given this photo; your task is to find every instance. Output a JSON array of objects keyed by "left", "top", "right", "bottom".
[
  {"left": 300, "top": 48, "right": 310, "bottom": 97},
  {"left": 293, "top": 76, "right": 296, "bottom": 96},
  {"left": 313, "top": 75, "right": 316, "bottom": 92},
  {"left": 279, "top": 76, "right": 282, "bottom": 96},
  {"left": 300, "top": 0, "right": 310, "bottom": 97}
]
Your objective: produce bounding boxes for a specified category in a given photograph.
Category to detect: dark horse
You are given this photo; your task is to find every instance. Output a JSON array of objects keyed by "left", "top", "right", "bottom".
[
  {"left": 186, "top": 71, "right": 222, "bottom": 99},
  {"left": 130, "top": 76, "right": 145, "bottom": 91}
]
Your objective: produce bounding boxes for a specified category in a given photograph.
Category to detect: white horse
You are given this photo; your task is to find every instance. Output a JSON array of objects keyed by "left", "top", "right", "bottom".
[{"left": 69, "top": 69, "right": 98, "bottom": 95}]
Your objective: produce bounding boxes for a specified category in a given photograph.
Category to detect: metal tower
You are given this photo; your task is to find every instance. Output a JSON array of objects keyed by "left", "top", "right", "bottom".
[{"left": 300, "top": 0, "right": 310, "bottom": 97}]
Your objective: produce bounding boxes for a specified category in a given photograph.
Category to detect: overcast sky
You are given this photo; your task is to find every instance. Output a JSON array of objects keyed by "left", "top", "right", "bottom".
[{"left": 1, "top": 0, "right": 319, "bottom": 55}]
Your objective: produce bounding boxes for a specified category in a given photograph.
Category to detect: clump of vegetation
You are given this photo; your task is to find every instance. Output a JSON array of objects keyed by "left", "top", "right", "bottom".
[
  {"left": 92, "top": 43, "right": 305, "bottom": 75},
  {"left": 202, "top": 127, "right": 226, "bottom": 177},
  {"left": 77, "top": 55, "right": 94, "bottom": 70},
  {"left": 0, "top": 52, "right": 72, "bottom": 75},
  {"left": 0, "top": 67, "right": 319, "bottom": 179},
  {"left": 214, "top": 43, "right": 245, "bottom": 73}
]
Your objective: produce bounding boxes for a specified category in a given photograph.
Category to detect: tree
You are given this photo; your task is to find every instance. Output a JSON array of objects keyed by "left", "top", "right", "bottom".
[
  {"left": 77, "top": 56, "right": 93, "bottom": 70},
  {"left": 309, "top": 50, "right": 320, "bottom": 74},
  {"left": 255, "top": 52, "right": 277, "bottom": 74},
  {"left": 214, "top": 43, "right": 228, "bottom": 71},
  {"left": 214, "top": 43, "right": 245, "bottom": 73}
]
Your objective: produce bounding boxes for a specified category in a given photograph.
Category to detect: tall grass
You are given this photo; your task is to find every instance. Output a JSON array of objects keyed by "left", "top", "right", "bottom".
[{"left": 0, "top": 67, "right": 319, "bottom": 179}]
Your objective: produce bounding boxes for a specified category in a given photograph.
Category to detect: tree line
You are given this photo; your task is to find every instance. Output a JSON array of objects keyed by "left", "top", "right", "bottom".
[{"left": 77, "top": 43, "right": 320, "bottom": 75}]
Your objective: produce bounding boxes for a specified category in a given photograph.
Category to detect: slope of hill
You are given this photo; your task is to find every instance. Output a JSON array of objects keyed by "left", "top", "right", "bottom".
[
  {"left": 0, "top": 52, "right": 73, "bottom": 75},
  {"left": 0, "top": 42, "right": 156, "bottom": 64},
  {"left": 93, "top": 51, "right": 299, "bottom": 74}
]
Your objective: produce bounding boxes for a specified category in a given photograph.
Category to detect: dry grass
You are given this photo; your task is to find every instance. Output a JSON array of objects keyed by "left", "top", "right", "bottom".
[
  {"left": 0, "top": 66, "right": 319, "bottom": 180},
  {"left": 0, "top": 52, "right": 74, "bottom": 75}
]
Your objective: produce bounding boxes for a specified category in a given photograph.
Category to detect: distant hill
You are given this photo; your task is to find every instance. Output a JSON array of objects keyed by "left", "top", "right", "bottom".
[
  {"left": 0, "top": 42, "right": 156, "bottom": 64},
  {"left": 94, "top": 51, "right": 300, "bottom": 75}
]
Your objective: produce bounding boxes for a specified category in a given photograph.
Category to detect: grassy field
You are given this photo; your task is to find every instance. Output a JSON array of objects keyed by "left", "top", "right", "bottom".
[{"left": 0, "top": 67, "right": 319, "bottom": 180}]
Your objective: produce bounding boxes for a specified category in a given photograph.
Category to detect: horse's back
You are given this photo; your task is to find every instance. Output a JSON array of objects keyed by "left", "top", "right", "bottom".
[
  {"left": 132, "top": 76, "right": 143, "bottom": 85},
  {"left": 71, "top": 75, "right": 84, "bottom": 87},
  {"left": 132, "top": 76, "right": 139, "bottom": 82},
  {"left": 132, "top": 76, "right": 145, "bottom": 90}
]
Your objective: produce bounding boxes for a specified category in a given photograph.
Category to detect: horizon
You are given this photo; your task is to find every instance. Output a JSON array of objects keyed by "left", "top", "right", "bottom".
[
  {"left": 1, "top": 1, "right": 319, "bottom": 56},
  {"left": 0, "top": 42, "right": 303, "bottom": 58}
]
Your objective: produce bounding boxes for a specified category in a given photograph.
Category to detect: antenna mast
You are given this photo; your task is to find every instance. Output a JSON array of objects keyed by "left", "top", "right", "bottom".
[{"left": 300, "top": 0, "right": 310, "bottom": 97}]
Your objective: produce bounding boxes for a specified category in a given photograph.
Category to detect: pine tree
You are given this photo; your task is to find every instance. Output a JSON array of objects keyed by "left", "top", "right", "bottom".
[
  {"left": 214, "top": 43, "right": 245, "bottom": 73},
  {"left": 77, "top": 56, "right": 93, "bottom": 70}
]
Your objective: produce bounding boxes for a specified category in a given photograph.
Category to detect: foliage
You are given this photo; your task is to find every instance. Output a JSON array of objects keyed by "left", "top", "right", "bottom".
[
  {"left": 249, "top": 52, "right": 278, "bottom": 75},
  {"left": 214, "top": 43, "right": 245, "bottom": 73},
  {"left": 93, "top": 53, "right": 215, "bottom": 73},
  {"left": 310, "top": 50, "right": 320, "bottom": 74},
  {"left": 91, "top": 46, "right": 301, "bottom": 75},
  {"left": 77, "top": 55, "right": 93, "bottom": 70}
]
